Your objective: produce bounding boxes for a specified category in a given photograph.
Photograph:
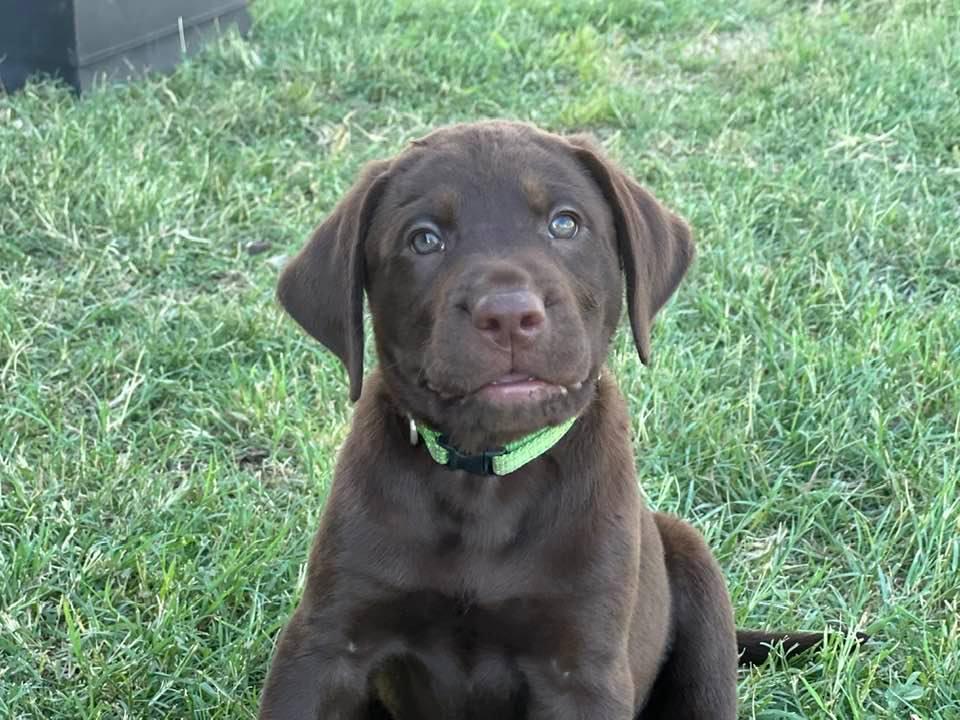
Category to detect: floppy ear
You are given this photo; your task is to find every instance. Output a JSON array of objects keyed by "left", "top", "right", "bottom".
[
  {"left": 277, "top": 160, "right": 390, "bottom": 402},
  {"left": 567, "top": 137, "right": 694, "bottom": 365}
]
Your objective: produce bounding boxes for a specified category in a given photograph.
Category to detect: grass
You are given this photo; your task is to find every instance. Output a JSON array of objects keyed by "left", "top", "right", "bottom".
[{"left": 1, "top": 0, "right": 958, "bottom": 717}]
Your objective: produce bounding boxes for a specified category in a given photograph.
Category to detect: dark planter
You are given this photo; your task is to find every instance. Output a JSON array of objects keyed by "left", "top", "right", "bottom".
[{"left": 0, "top": 0, "right": 251, "bottom": 93}]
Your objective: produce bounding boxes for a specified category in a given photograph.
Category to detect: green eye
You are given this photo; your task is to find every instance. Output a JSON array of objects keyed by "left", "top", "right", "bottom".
[
  {"left": 410, "top": 229, "right": 444, "bottom": 255},
  {"left": 548, "top": 212, "right": 579, "bottom": 239}
]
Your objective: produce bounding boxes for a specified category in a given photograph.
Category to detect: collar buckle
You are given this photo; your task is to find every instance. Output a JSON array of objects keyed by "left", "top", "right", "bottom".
[{"left": 436, "top": 435, "right": 504, "bottom": 475}]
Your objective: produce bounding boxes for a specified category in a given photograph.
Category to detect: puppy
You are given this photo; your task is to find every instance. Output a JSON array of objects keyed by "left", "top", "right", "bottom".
[{"left": 260, "top": 121, "right": 833, "bottom": 719}]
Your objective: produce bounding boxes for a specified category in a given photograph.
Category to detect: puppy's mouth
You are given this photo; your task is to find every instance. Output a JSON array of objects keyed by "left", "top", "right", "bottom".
[
  {"left": 425, "top": 372, "right": 586, "bottom": 405},
  {"left": 478, "top": 373, "right": 571, "bottom": 403}
]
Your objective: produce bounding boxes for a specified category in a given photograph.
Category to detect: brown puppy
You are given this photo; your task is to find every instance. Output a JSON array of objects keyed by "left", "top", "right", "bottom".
[{"left": 260, "top": 121, "right": 819, "bottom": 719}]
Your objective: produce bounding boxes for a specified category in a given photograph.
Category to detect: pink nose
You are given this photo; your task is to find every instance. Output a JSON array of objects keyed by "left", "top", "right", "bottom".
[{"left": 471, "top": 290, "right": 546, "bottom": 349}]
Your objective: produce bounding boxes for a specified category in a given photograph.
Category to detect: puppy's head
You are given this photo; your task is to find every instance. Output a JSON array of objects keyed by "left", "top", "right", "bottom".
[{"left": 279, "top": 122, "right": 693, "bottom": 451}]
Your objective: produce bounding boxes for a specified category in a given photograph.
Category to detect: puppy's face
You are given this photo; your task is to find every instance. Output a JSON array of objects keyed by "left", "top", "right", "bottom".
[
  {"left": 364, "top": 126, "right": 621, "bottom": 450},
  {"left": 278, "top": 122, "right": 694, "bottom": 451}
]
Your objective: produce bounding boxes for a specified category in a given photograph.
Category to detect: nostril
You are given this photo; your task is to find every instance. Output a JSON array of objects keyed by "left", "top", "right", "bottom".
[
  {"left": 478, "top": 316, "right": 501, "bottom": 333},
  {"left": 519, "top": 311, "right": 544, "bottom": 331}
]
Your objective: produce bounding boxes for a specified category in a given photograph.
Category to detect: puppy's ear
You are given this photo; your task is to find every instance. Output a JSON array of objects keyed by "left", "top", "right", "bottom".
[
  {"left": 277, "top": 160, "right": 390, "bottom": 402},
  {"left": 567, "top": 136, "right": 694, "bottom": 365}
]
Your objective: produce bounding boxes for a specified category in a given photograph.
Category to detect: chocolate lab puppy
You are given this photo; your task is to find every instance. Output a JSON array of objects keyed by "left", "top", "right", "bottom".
[{"left": 260, "top": 121, "right": 825, "bottom": 719}]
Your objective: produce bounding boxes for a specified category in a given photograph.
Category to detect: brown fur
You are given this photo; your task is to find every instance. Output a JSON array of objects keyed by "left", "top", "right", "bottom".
[{"left": 260, "top": 121, "right": 840, "bottom": 720}]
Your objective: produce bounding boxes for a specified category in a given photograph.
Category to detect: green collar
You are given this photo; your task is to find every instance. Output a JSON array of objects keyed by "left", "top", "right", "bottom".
[{"left": 410, "top": 417, "right": 577, "bottom": 476}]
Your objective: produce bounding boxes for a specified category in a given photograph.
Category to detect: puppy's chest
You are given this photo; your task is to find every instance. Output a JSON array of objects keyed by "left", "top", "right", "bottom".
[
  {"left": 418, "top": 473, "right": 554, "bottom": 555},
  {"left": 357, "top": 584, "right": 569, "bottom": 653},
  {"left": 349, "top": 469, "right": 584, "bottom": 709},
  {"left": 359, "top": 588, "right": 571, "bottom": 719},
  {"left": 352, "top": 500, "right": 579, "bottom": 680}
]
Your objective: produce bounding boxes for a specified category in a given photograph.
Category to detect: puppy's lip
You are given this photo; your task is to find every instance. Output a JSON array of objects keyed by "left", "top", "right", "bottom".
[
  {"left": 425, "top": 376, "right": 553, "bottom": 401},
  {"left": 488, "top": 372, "right": 538, "bottom": 385},
  {"left": 476, "top": 373, "right": 594, "bottom": 402},
  {"left": 479, "top": 375, "right": 556, "bottom": 399},
  {"left": 424, "top": 372, "right": 590, "bottom": 402}
]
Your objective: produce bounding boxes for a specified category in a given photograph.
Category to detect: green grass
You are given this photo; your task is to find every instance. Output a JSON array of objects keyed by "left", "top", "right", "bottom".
[{"left": 1, "top": 0, "right": 958, "bottom": 717}]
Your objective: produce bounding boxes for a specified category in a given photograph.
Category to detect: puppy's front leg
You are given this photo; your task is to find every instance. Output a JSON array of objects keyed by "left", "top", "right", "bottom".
[
  {"left": 638, "top": 514, "right": 737, "bottom": 720},
  {"left": 524, "top": 654, "right": 635, "bottom": 720},
  {"left": 259, "top": 608, "right": 370, "bottom": 720}
]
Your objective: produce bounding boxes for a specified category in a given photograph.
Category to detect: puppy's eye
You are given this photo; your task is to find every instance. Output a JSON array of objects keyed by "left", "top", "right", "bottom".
[
  {"left": 409, "top": 229, "right": 445, "bottom": 255},
  {"left": 548, "top": 212, "right": 579, "bottom": 239}
]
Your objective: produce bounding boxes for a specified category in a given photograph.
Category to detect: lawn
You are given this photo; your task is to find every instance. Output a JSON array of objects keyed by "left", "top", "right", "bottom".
[{"left": 1, "top": 0, "right": 958, "bottom": 717}]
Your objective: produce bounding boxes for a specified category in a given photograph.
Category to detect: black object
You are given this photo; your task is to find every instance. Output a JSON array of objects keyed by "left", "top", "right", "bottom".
[
  {"left": 0, "top": 0, "right": 251, "bottom": 93},
  {"left": 435, "top": 435, "right": 505, "bottom": 476}
]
